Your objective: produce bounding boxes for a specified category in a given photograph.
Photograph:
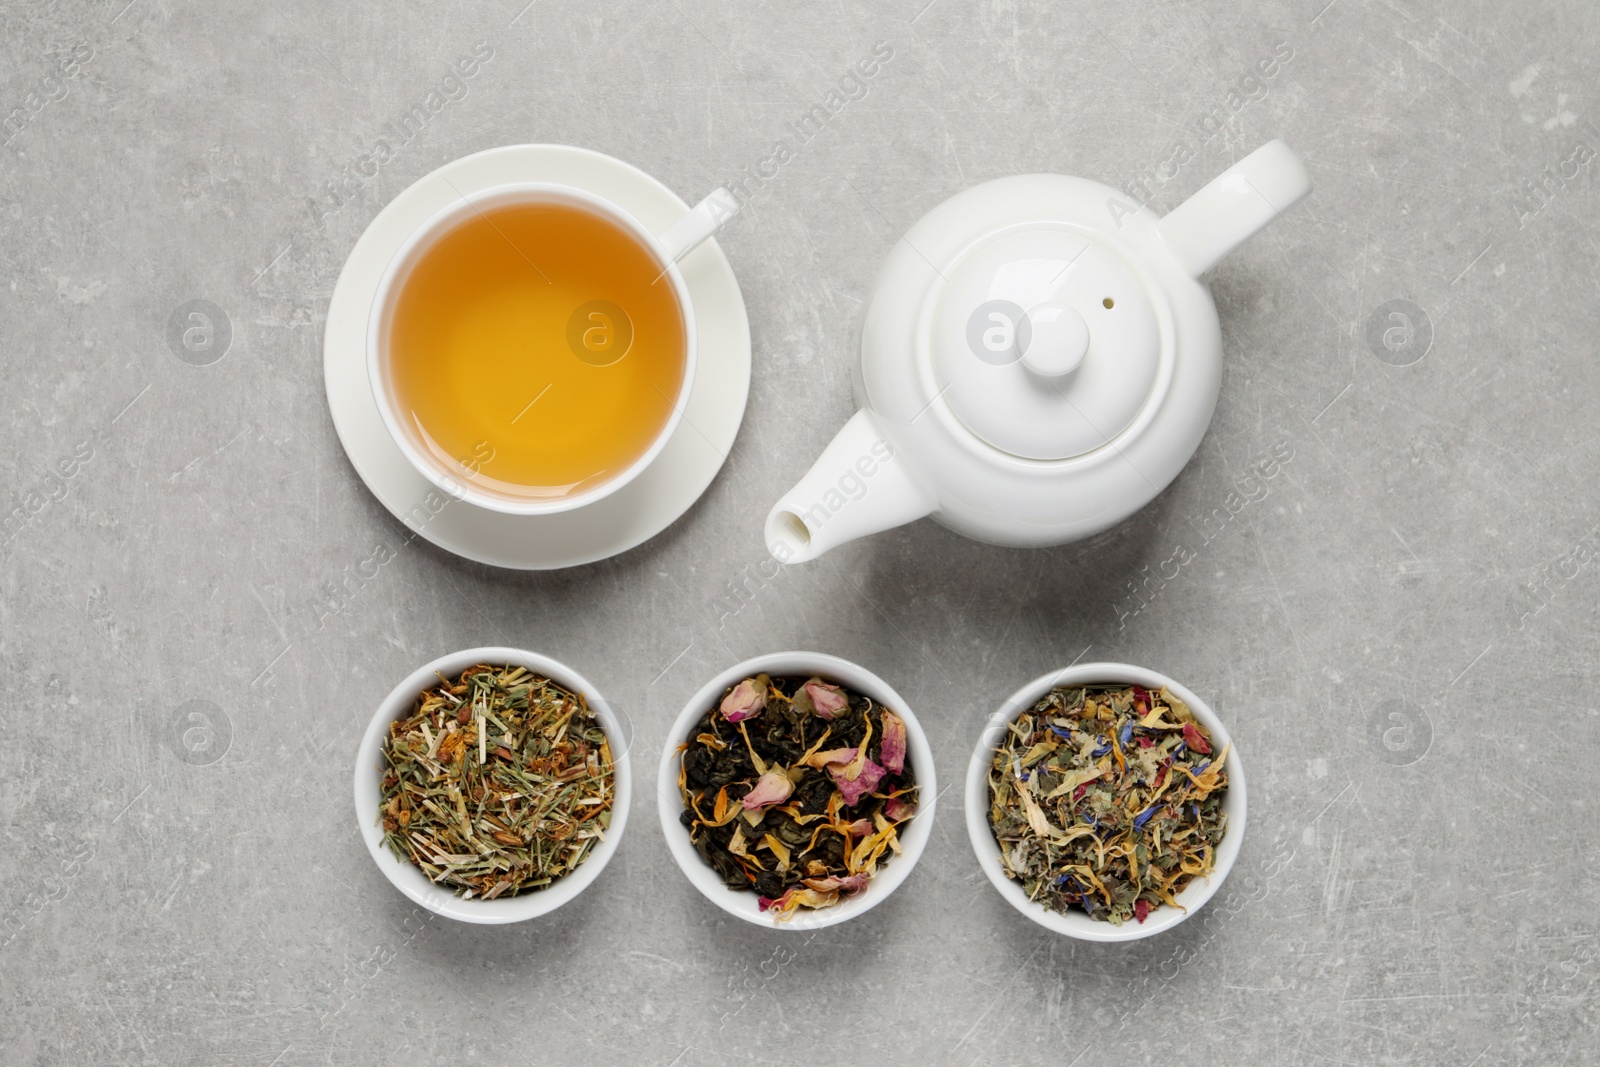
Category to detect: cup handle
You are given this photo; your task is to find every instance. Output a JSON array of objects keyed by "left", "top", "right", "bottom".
[{"left": 658, "top": 188, "right": 741, "bottom": 263}]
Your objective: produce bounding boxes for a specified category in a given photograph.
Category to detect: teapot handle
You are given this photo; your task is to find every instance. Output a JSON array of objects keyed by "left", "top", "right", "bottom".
[{"left": 1156, "top": 140, "right": 1311, "bottom": 277}]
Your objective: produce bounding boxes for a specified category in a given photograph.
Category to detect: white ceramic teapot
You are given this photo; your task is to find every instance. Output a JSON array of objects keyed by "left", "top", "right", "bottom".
[{"left": 764, "top": 140, "right": 1311, "bottom": 563}]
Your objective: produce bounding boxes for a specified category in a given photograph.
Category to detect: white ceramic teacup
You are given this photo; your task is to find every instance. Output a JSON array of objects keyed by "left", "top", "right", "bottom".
[{"left": 366, "top": 180, "right": 739, "bottom": 516}]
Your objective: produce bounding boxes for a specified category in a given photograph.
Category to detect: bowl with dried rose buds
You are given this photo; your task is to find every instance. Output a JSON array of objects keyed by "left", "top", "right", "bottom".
[{"left": 658, "top": 652, "right": 935, "bottom": 928}]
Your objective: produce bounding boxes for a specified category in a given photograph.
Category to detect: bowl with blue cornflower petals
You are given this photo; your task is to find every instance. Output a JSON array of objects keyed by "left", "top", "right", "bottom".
[{"left": 965, "top": 662, "right": 1246, "bottom": 942}]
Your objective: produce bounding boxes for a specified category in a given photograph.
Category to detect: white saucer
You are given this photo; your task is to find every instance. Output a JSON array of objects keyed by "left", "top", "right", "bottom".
[{"left": 322, "top": 145, "right": 751, "bottom": 569}]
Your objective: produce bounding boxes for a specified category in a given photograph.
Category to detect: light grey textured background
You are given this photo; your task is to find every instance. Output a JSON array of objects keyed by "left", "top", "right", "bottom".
[{"left": 1, "top": 0, "right": 1596, "bottom": 1063}]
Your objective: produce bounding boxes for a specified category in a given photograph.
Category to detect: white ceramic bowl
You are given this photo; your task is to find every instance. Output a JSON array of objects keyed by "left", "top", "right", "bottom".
[
  {"left": 964, "top": 662, "right": 1246, "bottom": 942},
  {"left": 657, "top": 652, "right": 936, "bottom": 929},
  {"left": 354, "top": 646, "right": 631, "bottom": 923}
]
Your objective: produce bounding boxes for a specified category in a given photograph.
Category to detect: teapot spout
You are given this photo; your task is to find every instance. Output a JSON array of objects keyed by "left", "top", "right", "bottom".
[
  {"left": 1157, "top": 139, "right": 1311, "bottom": 277},
  {"left": 764, "top": 409, "right": 935, "bottom": 564}
]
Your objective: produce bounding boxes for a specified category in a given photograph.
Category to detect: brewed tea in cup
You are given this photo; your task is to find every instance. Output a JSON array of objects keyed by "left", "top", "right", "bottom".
[{"left": 368, "top": 182, "right": 727, "bottom": 514}]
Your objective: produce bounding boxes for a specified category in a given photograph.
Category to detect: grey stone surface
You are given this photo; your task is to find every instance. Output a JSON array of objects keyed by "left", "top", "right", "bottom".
[{"left": 1, "top": 0, "right": 1596, "bottom": 1063}]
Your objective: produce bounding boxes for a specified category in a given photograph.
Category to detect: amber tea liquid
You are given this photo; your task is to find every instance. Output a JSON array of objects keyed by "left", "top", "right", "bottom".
[{"left": 384, "top": 195, "right": 687, "bottom": 502}]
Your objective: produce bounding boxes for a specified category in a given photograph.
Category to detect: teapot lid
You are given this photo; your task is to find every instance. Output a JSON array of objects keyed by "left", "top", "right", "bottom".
[{"left": 931, "top": 227, "right": 1160, "bottom": 460}]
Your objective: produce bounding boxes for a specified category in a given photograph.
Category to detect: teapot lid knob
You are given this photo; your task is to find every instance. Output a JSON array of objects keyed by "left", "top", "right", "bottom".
[
  {"left": 1019, "top": 303, "right": 1089, "bottom": 379},
  {"left": 931, "top": 230, "right": 1160, "bottom": 461}
]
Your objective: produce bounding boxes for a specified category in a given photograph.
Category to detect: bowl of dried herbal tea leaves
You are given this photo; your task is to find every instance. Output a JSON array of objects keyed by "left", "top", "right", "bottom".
[
  {"left": 965, "top": 663, "right": 1245, "bottom": 942},
  {"left": 658, "top": 652, "right": 934, "bottom": 928},
  {"left": 354, "top": 647, "right": 630, "bottom": 923}
]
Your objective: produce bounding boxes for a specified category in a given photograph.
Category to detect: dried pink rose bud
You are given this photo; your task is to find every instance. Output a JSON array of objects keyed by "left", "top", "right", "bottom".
[
  {"left": 757, "top": 886, "right": 793, "bottom": 912},
  {"left": 740, "top": 770, "right": 794, "bottom": 811},
  {"left": 803, "top": 678, "right": 850, "bottom": 720},
  {"left": 884, "top": 795, "right": 916, "bottom": 822},
  {"left": 879, "top": 709, "right": 907, "bottom": 773},
  {"left": 720, "top": 675, "right": 767, "bottom": 723},
  {"left": 843, "top": 818, "right": 873, "bottom": 836},
  {"left": 802, "top": 872, "right": 869, "bottom": 895},
  {"left": 828, "top": 758, "right": 887, "bottom": 806}
]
